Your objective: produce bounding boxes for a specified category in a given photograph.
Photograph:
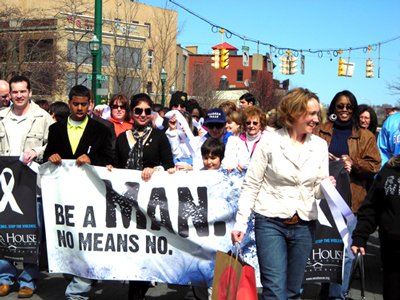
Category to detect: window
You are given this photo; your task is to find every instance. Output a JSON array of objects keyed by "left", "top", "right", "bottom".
[
  {"left": 251, "top": 70, "right": 258, "bottom": 82},
  {"left": 236, "top": 69, "right": 243, "bottom": 82},
  {"left": 144, "top": 22, "right": 151, "bottom": 38},
  {"left": 114, "top": 46, "right": 141, "bottom": 69},
  {"left": 67, "top": 40, "right": 110, "bottom": 66},
  {"left": 67, "top": 40, "right": 91, "bottom": 65},
  {"left": 67, "top": 72, "right": 109, "bottom": 96},
  {"left": 112, "top": 76, "right": 140, "bottom": 98},
  {"left": 25, "top": 39, "right": 54, "bottom": 62},
  {"left": 147, "top": 49, "right": 153, "bottom": 69},
  {"left": 102, "top": 44, "right": 111, "bottom": 67},
  {"left": 66, "top": 72, "right": 91, "bottom": 93},
  {"left": 146, "top": 81, "right": 153, "bottom": 94}
]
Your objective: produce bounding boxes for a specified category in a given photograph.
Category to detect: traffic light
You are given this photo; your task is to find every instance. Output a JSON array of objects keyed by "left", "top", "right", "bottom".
[
  {"left": 338, "top": 57, "right": 346, "bottom": 76},
  {"left": 220, "top": 48, "right": 230, "bottom": 69},
  {"left": 279, "top": 54, "right": 289, "bottom": 75},
  {"left": 211, "top": 49, "right": 220, "bottom": 69},
  {"left": 366, "top": 59, "right": 374, "bottom": 78},
  {"left": 289, "top": 55, "right": 298, "bottom": 75}
]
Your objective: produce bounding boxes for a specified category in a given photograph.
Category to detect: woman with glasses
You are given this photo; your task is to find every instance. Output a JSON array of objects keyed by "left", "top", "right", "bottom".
[
  {"left": 232, "top": 88, "right": 333, "bottom": 300},
  {"left": 222, "top": 106, "right": 266, "bottom": 171},
  {"left": 108, "top": 94, "right": 134, "bottom": 137},
  {"left": 315, "top": 90, "right": 381, "bottom": 299},
  {"left": 112, "top": 93, "right": 175, "bottom": 300}
]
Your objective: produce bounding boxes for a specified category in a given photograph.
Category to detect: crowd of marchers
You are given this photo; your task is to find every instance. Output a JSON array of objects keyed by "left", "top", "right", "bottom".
[{"left": 0, "top": 76, "right": 399, "bottom": 300}]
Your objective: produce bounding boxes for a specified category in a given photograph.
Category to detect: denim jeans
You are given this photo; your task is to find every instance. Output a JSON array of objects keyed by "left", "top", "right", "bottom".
[
  {"left": 65, "top": 276, "right": 93, "bottom": 300},
  {"left": 254, "top": 213, "right": 315, "bottom": 300},
  {"left": 0, "top": 261, "right": 39, "bottom": 290}
]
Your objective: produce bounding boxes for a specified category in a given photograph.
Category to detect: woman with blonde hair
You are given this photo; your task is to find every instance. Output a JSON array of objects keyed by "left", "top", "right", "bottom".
[{"left": 232, "top": 88, "right": 333, "bottom": 299}]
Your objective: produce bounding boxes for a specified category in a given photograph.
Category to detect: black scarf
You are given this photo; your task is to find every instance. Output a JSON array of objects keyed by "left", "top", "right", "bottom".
[{"left": 125, "top": 126, "right": 152, "bottom": 170}]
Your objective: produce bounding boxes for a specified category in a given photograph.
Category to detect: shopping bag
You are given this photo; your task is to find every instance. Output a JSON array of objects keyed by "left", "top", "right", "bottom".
[{"left": 211, "top": 250, "right": 258, "bottom": 300}]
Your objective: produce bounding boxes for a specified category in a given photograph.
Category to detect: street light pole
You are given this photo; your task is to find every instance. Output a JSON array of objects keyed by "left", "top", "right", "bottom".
[
  {"left": 160, "top": 67, "right": 167, "bottom": 107},
  {"left": 94, "top": 0, "right": 102, "bottom": 105},
  {"left": 89, "top": 35, "right": 100, "bottom": 104}
]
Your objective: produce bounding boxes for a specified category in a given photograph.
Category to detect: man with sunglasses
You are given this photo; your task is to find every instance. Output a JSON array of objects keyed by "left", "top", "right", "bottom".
[
  {"left": 0, "top": 80, "right": 10, "bottom": 108},
  {"left": 203, "top": 108, "right": 232, "bottom": 145}
]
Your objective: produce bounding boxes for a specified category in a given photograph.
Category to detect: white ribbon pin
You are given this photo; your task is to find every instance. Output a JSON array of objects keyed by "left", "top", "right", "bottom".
[{"left": 0, "top": 168, "right": 23, "bottom": 215}]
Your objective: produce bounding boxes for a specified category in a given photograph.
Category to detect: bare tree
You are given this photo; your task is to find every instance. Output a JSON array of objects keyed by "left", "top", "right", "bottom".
[
  {"left": 0, "top": 3, "right": 68, "bottom": 97},
  {"left": 147, "top": 6, "right": 179, "bottom": 104},
  {"left": 55, "top": 0, "right": 96, "bottom": 90},
  {"left": 248, "top": 69, "right": 276, "bottom": 111},
  {"left": 190, "top": 63, "right": 219, "bottom": 110},
  {"left": 388, "top": 78, "right": 400, "bottom": 105}
]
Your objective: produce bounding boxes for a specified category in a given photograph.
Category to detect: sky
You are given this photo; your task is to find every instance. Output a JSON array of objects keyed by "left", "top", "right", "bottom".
[{"left": 139, "top": 0, "right": 400, "bottom": 106}]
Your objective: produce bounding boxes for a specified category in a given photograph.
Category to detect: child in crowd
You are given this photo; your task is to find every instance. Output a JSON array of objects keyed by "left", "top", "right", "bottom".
[
  {"left": 192, "top": 137, "right": 225, "bottom": 300},
  {"left": 200, "top": 137, "right": 225, "bottom": 170}
]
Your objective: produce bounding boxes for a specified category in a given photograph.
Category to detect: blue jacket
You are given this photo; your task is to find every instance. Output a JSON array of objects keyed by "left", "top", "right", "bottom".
[{"left": 377, "top": 113, "right": 400, "bottom": 167}]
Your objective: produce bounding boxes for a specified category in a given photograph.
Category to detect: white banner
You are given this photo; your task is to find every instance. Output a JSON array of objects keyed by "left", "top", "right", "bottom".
[{"left": 39, "top": 161, "right": 245, "bottom": 286}]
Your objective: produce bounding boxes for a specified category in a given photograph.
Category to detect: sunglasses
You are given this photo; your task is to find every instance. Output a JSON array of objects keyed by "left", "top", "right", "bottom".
[
  {"left": 206, "top": 123, "right": 224, "bottom": 129},
  {"left": 112, "top": 105, "right": 126, "bottom": 110},
  {"left": 336, "top": 104, "right": 353, "bottom": 110},
  {"left": 246, "top": 121, "right": 259, "bottom": 126},
  {"left": 134, "top": 107, "right": 152, "bottom": 115}
]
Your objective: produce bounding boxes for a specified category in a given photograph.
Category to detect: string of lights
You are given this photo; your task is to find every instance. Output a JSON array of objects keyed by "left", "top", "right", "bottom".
[{"left": 169, "top": 0, "right": 400, "bottom": 58}]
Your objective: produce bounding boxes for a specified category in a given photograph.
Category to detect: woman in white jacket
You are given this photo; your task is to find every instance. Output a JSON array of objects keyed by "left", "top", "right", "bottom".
[
  {"left": 231, "top": 88, "right": 332, "bottom": 300},
  {"left": 222, "top": 106, "right": 266, "bottom": 171}
]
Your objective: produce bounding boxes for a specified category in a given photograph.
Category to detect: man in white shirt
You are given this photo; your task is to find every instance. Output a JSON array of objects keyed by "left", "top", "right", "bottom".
[{"left": 0, "top": 75, "right": 54, "bottom": 298}]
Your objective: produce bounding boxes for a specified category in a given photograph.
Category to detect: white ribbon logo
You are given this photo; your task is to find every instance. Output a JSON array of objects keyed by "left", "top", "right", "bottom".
[{"left": 0, "top": 168, "right": 23, "bottom": 214}]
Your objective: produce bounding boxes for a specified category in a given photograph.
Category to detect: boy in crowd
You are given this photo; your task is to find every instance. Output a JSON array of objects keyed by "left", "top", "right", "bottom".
[{"left": 201, "top": 137, "right": 225, "bottom": 170}]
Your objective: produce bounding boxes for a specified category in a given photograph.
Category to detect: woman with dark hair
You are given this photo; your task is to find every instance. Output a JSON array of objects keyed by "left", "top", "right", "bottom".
[
  {"left": 358, "top": 104, "right": 378, "bottom": 135},
  {"left": 315, "top": 90, "right": 381, "bottom": 299},
  {"left": 108, "top": 93, "right": 133, "bottom": 137},
  {"left": 111, "top": 93, "right": 175, "bottom": 300}
]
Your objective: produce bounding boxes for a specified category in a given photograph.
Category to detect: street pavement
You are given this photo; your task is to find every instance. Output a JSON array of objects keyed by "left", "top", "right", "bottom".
[{"left": 2, "top": 231, "right": 383, "bottom": 300}]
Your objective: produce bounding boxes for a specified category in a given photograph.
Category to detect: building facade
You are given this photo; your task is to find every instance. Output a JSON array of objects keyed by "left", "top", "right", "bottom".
[{"left": 0, "top": 0, "right": 186, "bottom": 104}]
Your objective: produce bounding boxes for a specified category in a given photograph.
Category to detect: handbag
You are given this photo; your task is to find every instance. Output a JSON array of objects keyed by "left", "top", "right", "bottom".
[
  {"left": 345, "top": 251, "right": 365, "bottom": 300},
  {"left": 211, "top": 247, "right": 258, "bottom": 300}
]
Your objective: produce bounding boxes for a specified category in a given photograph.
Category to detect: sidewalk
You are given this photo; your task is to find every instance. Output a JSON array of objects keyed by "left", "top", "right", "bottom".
[{"left": 2, "top": 231, "right": 383, "bottom": 300}]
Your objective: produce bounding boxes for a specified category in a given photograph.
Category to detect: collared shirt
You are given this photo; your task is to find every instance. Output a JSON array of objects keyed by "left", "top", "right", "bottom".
[
  {"left": 67, "top": 116, "right": 88, "bottom": 154},
  {"left": 3, "top": 108, "right": 31, "bottom": 156}
]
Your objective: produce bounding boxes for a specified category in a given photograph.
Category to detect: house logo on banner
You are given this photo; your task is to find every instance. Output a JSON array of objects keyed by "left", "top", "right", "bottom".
[
  {"left": 0, "top": 168, "right": 23, "bottom": 214},
  {"left": 0, "top": 158, "right": 39, "bottom": 264}
]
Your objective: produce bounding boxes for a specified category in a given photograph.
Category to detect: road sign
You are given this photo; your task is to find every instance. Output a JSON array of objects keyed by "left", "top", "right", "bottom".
[{"left": 87, "top": 74, "right": 107, "bottom": 81}]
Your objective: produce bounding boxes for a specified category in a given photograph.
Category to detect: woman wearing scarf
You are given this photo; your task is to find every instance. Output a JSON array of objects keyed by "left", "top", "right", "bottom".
[{"left": 114, "top": 93, "right": 174, "bottom": 300}]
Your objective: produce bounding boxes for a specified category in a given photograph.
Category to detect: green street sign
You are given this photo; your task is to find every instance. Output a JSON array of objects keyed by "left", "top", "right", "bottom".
[{"left": 87, "top": 74, "right": 107, "bottom": 81}]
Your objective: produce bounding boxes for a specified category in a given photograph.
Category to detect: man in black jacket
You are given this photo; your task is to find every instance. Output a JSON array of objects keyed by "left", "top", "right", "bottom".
[{"left": 43, "top": 85, "right": 114, "bottom": 300}]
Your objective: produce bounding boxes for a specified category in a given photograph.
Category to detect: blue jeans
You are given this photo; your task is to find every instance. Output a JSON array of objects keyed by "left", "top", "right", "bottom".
[
  {"left": 0, "top": 261, "right": 39, "bottom": 290},
  {"left": 0, "top": 200, "right": 42, "bottom": 290},
  {"left": 255, "top": 213, "right": 315, "bottom": 300},
  {"left": 65, "top": 276, "right": 93, "bottom": 300}
]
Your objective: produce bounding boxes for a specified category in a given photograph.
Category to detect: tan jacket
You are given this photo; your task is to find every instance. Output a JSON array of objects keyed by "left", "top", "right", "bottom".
[
  {"left": 0, "top": 101, "right": 54, "bottom": 162},
  {"left": 316, "top": 121, "right": 381, "bottom": 212}
]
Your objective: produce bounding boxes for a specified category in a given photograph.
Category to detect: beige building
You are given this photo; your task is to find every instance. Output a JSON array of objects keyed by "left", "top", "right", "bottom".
[{"left": 0, "top": 0, "right": 187, "bottom": 104}]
